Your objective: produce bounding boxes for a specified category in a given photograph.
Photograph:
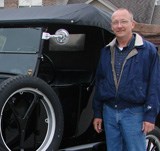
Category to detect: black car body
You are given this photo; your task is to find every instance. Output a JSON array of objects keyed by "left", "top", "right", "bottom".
[{"left": 0, "top": 3, "right": 159, "bottom": 151}]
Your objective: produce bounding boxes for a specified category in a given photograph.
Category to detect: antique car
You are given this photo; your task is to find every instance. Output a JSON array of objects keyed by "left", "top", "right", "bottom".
[{"left": 0, "top": 3, "right": 159, "bottom": 151}]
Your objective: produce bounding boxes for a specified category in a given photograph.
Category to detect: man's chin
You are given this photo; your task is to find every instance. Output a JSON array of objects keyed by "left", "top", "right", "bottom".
[{"left": 116, "top": 34, "right": 125, "bottom": 38}]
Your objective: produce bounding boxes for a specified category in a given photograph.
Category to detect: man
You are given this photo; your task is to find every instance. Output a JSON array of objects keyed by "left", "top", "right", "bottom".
[{"left": 92, "top": 8, "right": 160, "bottom": 151}]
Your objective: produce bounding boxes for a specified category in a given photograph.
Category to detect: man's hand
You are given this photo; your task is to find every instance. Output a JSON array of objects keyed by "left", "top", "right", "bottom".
[
  {"left": 142, "top": 121, "right": 155, "bottom": 134},
  {"left": 93, "top": 118, "right": 103, "bottom": 133}
]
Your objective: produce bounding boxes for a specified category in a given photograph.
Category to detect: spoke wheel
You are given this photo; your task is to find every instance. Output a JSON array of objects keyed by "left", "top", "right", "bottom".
[
  {"left": 0, "top": 76, "right": 63, "bottom": 151},
  {"left": 146, "top": 127, "right": 160, "bottom": 151}
]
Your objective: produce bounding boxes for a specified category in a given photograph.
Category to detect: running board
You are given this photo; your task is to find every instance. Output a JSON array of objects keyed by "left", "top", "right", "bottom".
[{"left": 59, "top": 142, "right": 106, "bottom": 151}]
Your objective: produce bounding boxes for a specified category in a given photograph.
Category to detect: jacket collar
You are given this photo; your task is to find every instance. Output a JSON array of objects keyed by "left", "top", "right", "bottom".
[{"left": 106, "top": 33, "right": 143, "bottom": 48}]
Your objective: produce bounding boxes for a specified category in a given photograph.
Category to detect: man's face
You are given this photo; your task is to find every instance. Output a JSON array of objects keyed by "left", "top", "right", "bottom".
[{"left": 111, "top": 10, "right": 135, "bottom": 38}]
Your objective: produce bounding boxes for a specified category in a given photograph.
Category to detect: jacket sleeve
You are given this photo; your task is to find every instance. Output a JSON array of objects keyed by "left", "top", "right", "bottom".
[{"left": 144, "top": 44, "right": 160, "bottom": 123}]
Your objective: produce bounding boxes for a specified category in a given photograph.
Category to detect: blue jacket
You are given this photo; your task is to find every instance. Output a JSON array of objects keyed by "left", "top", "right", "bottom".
[{"left": 93, "top": 33, "right": 160, "bottom": 123}]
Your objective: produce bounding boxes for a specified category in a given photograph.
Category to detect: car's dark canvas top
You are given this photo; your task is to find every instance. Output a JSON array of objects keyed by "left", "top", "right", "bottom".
[{"left": 0, "top": 3, "right": 112, "bottom": 32}]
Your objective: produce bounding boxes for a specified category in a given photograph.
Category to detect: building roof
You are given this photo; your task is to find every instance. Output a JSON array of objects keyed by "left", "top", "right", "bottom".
[
  {"left": 152, "top": 5, "right": 160, "bottom": 24},
  {"left": 107, "top": 0, "right": 156, "bottom": 24}
]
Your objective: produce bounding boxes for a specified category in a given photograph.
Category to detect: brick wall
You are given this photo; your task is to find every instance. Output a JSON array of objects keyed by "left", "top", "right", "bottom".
[
  {"left": 4, "top": 0, "right": 57, "bottom": 8},
  {"left": 5, "top": 0, "right": 18, "bottom": 8},
  {"left": 43, "top": 0, "right": 57, "bottom": 6}
]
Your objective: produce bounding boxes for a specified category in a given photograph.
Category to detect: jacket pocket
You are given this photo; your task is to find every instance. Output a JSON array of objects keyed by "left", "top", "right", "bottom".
[{"left": 119, "top": 80, "right": 147, "bottom": 104}]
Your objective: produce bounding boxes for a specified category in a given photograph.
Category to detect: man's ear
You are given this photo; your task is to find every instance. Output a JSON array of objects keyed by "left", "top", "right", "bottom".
[{"left": 132, "top": 20, "right": 136, "bottom": 29}]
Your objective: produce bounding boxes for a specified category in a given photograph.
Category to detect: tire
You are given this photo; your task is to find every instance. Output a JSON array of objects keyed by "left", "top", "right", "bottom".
[
  {"left": 146, "top": 127, "right": 160, "bottom": 151},
  {"left": 0, "top": 75, "right": 64, "bottom": 151}
]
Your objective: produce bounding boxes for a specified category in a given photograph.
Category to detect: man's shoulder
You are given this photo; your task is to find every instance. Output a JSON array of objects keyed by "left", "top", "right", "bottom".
[
  {"left": 105, "top": 38, "right": 116, "bottom": 48},
  {"left": 134, "top": 33, "right": 157, "bottom": 53},
  {"left": 143, "top": 39, "right": 157, "bottom": 52}
]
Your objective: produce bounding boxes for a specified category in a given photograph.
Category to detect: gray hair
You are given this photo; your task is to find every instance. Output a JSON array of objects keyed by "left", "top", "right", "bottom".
[{"left": 112, "top": 8, "right": 134, "bottom": 21}]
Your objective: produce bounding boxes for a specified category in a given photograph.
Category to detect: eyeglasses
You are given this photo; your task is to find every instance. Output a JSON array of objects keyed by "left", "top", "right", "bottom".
[{"left": 111, "top": 20, "right": 130, "bottom": 26}]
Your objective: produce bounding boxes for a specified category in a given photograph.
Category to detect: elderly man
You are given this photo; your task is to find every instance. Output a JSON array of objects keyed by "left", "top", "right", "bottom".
[{"left": 93, "top": 8, "right": 160, "bottom": 151}]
